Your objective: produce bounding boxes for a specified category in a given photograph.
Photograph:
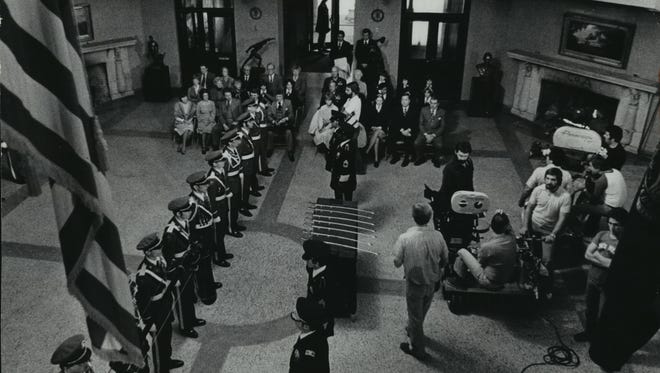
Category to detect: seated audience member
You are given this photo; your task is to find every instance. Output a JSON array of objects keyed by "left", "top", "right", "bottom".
[
  {"left": 573, "top": 155, "right": 628, "bottom": 219},
  {"left": 187, "top": 76, "right": 202, "bottom": 104},
  {"left": 414, "top": 94, "right": 445, "bottom": 167},
  {"left": 321, "top": 80, "right": 346, "bottom": 108},
  {"left": 373, "top": 71, "right": 393, "bottom": 100},
  {"left": 239, "top": 64, "right": 257, "bottom": 92},
  {"left": 199, "top": 64, "right": 215, "bottom": 90},
  {"left": 520, "top": 167, "right": 572, "bottom": 267},
  {"left": 267, "top": 91, "right": 295, "bottom": 161},
  {"left": 217, "top": 66, "right": 234, "bottom": 89},
  {"left": 288, "top": 64, "right": 307, "bottom": 105},
  {"left": 217, "top": 88, "right": 241, "bottom": 132},
  {"left": 232, "top": 79, "right": 249, "bottom": 102},
  {"left": 330, "top": 30, "right": 353, "bottom": 67},
  {"left": 242, "top": 89, "right": 262, "bottom": 109},
  {"left": 397, "top": 77, "right": 414, "bottom": 100},
  {"left": 323, "top": 66, "right": 347, "bottom": 93},
  {"left": 376, "top": 84, "right": 394, "bottom": 110},
  {"left": 574, "top": 207, "right": 627, "bottom": 343},
  {"left": 342, "top": 82, "right": 362, "bottom": 127},
  {"left": 309, "top": 93, "right": 339, "bottom": 152},
  {"left": 257, "top": 82, "right": 275, "bottom": 105},
  {"left": 196, "top": 90, "right": 216, "bottom": 154},
  {"left": 518, "top": 147, "right": 573, "bottom": 208},
  {"left": 209, "top": 77, "right": 225, "bottom": 109},
  {"left": 422, "top": 78, "right": 434, "bottom": 97},
  {"left": 262, "top": 62, "right": 283, "bottom": 95},
  {"left": 420, "top": 88, "right": 433, "bottom": 107},
  {"left": 389, "top": 93, "right": 417, "bottom": 167},
  {"left": 451, "top": 211, "right": 517, "bottom": 290},
  {"left": 365, "top": 95, "right": 390, "bottom": 167},
  {"left": 601, "top": 125, "right": 626, "bottom": 170},
  {"left": 173, "top": 92, "right": 195, "bottom": 154},
  {"left": 352, "top": 68, "right": 368, "bottom": 99},
  {"left": 284, "top": 79, "right": 302, "bottom": 111}
]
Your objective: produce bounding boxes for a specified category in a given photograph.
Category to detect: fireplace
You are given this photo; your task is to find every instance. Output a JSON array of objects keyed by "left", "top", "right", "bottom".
[
  {"left": 508, "top": 49, "right": 660, "bottom": 154},
  {"left": 81, "top": 37, "right": 136, "bottom": 105},
  {"left": 536, "top": 79, "right": 619, "bottom": 132}
]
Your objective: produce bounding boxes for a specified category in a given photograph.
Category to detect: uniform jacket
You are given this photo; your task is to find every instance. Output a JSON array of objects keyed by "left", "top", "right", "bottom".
[
  {"left": 418, "top": 106, "right": 446, "bottom": 136},
  {"left": 237, "top": 130, "right": 256, "bottom": 175},
  {"left": 289, "top": 331, "right": 330, "bottom": 373},
  {"left": 162, "top": 217, "right": 195, "bottom": 271},
  {"left": 206, "top": 168, "right": 232, "bottom": 216},
  {"left": 328, "top": 137, "right": 356, "bottom": 192},
  {"left": 135, "top": 258, "right": 173, "bottom": 325},
  {"left": 188, "top": 192, "right": 215, "bottom": 250}
]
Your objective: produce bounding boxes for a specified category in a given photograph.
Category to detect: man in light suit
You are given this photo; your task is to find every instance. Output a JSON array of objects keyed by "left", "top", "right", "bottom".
[
  {"left": 262, "top": 63, "right": 283, "bottom": 96},
  {"left": 414, "top": 95, "right": 445, "bottom": 167},
  {"left": 199, "top": 65, "right": 216, "bottom": 91},
  {"left": 217, "top": 89, "right": 242, "bottom": 130},
  {"left": 267, "top": 91, "right": 295, "bottom": 161}
]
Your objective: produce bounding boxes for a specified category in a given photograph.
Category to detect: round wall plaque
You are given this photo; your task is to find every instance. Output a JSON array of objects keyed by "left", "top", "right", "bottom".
[
  {"left": 371, "top": 9, "right": 384, "bottom": 22},
  {"left": 249, "top": 7, "right": 262, "bottom": 20}
]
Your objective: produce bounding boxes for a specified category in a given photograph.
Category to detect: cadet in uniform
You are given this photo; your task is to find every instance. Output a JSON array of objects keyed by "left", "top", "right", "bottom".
[
  {"left": 134, "top": 233, "right": 184, "bottom": 372},
  {"left": 302, "top": 239, "right": 336, "bottom": 337},
  {"left": 222, "top": 129, "right": 247, "bottom": 234},
  {"left": 50, "top": 334, "right": 94, "bottom": 373},
  {"left": 236, "top": 118, "right": 261, "bottom": 204},
  {"left": 186, "top": 172, "right": 223, "bottom": 305},
  {"left": 162, "top": 197, "right": 206, "bottom": 338},
  {"left": 237, "top": 101, "right": 273, "bottom": 176},
  {"left": 326, "top": 118, "right": 357, "bottom": 201},
  {"left": 289, "top": 297, "right": 330, "bottom": 373},
  {"left": 205, "top": 150, "right": 235, "bottom": 266}
]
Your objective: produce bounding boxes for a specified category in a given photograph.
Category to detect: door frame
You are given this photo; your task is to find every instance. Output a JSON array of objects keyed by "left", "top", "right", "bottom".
[
  {"left": 398, "top": 0, "right": 471, "bottom": 101},
  {"left": 174, "top": 0, "right": 238, "bottom": 84}
]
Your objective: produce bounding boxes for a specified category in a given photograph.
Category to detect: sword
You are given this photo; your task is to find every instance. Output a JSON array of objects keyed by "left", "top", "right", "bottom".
[
  {"left": 306, "top": 224, "right": 376, "bottom": 238},
  {"left": 308, "top": 218, "right": 376, "bottom": 232},
  {"left": 304, "top": 231, "right": 372, "bottom": 246},
  {"left": 306, "top": 212, "right": 375, "bottom": 226},
  {"left": 308, "top": 202, "right": 375, "bottom": 215},
  {"left": 311, "top": 207, "right": 374, "bottom": 218},
  {"left": 300, "top": 236, "right": 379, "bottom": 255}
]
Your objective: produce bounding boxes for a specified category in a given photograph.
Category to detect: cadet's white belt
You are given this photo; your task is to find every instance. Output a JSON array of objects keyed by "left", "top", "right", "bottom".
[
  {"left": 215, "top": 194, "right": 226, "bottom": 201},
  {"left": 174, "top": 250, "right": 187, "bottom": 259},
  {"left": 259, "top": 123, "right": 268, "bottom": 128},
  {"left": 150, "top": 289, "right": 169, "bottom": 301},
  {"left": 251, "top": 135, "right": 261, "bottom": 140},
  {"left": 241, "top": 153, "right": 254, "bottom": 160},
  {"left": 228, "top": 170, "right": 241, "bottom": 176},
  {"left": 213, "top": 216, "right": 221, "bottom": 223}
]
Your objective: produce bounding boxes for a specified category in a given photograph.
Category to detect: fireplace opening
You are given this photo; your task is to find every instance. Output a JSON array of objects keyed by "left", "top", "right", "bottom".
[
  {"left": 86, "top": 63, "right": 110, "bottom": 106},
  {"left": 536, "top": 79, "right": 619, "bottom": 134}
]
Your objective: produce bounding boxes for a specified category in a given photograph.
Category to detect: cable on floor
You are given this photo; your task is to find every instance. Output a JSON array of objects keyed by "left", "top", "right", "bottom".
[{"left": 520, "top": 317, "right": 581, "bottom": 373}]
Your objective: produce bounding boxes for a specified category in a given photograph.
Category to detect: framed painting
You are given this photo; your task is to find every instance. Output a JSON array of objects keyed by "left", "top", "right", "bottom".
[
  {"left": 559, "top": 13, "right": 635, "bottom": 69},
  {"left": 74, "top": 4, "right": 94, "bottom": 42}
]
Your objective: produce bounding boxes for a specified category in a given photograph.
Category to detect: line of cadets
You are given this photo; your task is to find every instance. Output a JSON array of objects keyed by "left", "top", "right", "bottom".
[{"left": 131, "top": 124, "right": 271, "bottom": 372}]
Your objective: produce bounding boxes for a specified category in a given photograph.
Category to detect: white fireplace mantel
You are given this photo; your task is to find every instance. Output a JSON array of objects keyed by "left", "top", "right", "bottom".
[
  {"left": 81, "top": 37, "right": 137, "bottom": 101},
  {"left": 507, "top": 49, "right": 660, "bottom": 153}
]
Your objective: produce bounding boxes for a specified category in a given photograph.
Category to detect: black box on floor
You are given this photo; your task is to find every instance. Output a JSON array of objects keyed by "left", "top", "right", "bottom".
[
  {"left": 143, "top": 62, "right": 171, "bottom": 102},
  {"left": 313, "top": 198, "right": 358, "bottom": 317},
  {"left": 468, "top": 77, "right": 499, "bottom": 117}
]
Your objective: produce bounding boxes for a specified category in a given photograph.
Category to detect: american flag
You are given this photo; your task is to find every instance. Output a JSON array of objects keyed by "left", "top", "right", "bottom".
[{"left": 0, "top": 0, "right": 143, "bottom": 366}]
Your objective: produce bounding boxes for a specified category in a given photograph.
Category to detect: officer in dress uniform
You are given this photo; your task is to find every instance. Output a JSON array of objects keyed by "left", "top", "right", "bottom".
[
  {"left": 205, "top": 150, "right": 235, "bottom": 266},
  {"left": 289, "top": 297, "right": 330, "bottom": 373},
  {"left": 237, "top": 118, "right": 262, "bottom": 207},
  {"left": 302, "top": 239, "right": 336, "bottom": 337},
  {"left": 221, "top": 129, "right": 247, "bottom": 236},
  {"left": 186, "top": 172, "right": 223, "bottom": 305},
  {"left": 162, "top": 197, "right": 206, "bottom": 338},
  {"left": 134, "top": 233, "right": 184, "bottom": 372},
  {"left": 50, "top": 334, "right": 94, "bottom": 373},
  {"left": 326, "top": 116, "right": 357, "bottom": 201},
  {"left": 236, "top": 101, "right": 273, "bottom": 177}
]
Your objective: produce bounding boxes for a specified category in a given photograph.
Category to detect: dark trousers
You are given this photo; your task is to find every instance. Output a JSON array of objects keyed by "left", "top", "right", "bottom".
[
  {"left": 253, "top": 137, "right": 268, "bottom": 171},
  {"left": 227, "top": 176, "right": 242, "bottom": 231},
  {"left": 213, "top": 217, "right": 228, "bottom": 260},
  {"left": 150, "top": 320, "right": 173, "bottom": 373},
  {"left": 241, "top": 171, "right": 257, "bottom": 206},
  {"left": 334, "top": 190, "right": 353, "bottom": 201},
  {"left": 174, "top": 269, "right": 197, "bottom": 331},
  {"left": 194, "top": 237, "right": 217, "bottom": 305},
  {"left": 389, "top": 137, "right": 414, "bottom": 159},
  {"left": 211, "top": 124, "right": 224, "bottom": 150},
  {"left": 414, "top": 134, "right": 442, "bottom": 161},
  {"left": 585, "top": 280, "right": 605, "bottom": 336}
]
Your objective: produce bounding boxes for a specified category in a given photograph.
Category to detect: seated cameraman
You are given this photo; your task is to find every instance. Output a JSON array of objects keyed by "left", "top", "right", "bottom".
[
  {"left": 450, "top": 211, "right": 517, "bottom": 290},
  {"left": 520, "top": 167, "right": 572, "bottom": 268}
]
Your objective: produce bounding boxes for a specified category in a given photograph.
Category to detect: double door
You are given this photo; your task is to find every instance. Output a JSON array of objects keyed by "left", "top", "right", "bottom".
[{"left": 399, "top": 0, "right": 471, "bottom": 101}]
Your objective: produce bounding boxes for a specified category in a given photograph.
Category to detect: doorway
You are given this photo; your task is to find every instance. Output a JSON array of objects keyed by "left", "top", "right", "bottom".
[
  {"left": 283, "top": 0, "right": 355, "bottom": 72},
  {"left": 174, "top": 0, "right": 237, "bottom": 85},
  {"left": 398, "top": 0, "right": 470, "bottom": 101}
]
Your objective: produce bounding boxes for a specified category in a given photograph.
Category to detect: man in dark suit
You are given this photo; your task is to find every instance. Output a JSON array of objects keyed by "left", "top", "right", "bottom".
[
  {"left": 267, "top": 91, "right": 295, "bottom": 161},
  {"left": 199, "top": 65, "right": 216, "bottom": 91},
  {"left": 329, "top": 30, "right": 353, "bottom": 67},
  {"left": 287, "top": 65, "right": 307, "bottom": 107},
  {"left": 322, "top": 66, "right": 347, "bottom": 94},
  {"left": 389, "top": 93, "right": 418, "bottom": 167},
  {"left": 217, "top": 89, "right": 242, "bottom": 131},
  {"left": 262, "top": 63, "right": 283, "bottom": 96},
  {"left": 239, "top": 65, "right": 258, "bottom": 92},
  {"left": 354, "top": 28, "right": 381, "bottom": 88},
  {"left": 414, "top": 95, "right": 445, "bottom": 167}
]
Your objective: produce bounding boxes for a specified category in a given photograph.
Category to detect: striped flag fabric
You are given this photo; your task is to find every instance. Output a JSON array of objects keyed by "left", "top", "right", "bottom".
[{"left": 0, "top": 0, "right": 143, "bottom": 366}]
